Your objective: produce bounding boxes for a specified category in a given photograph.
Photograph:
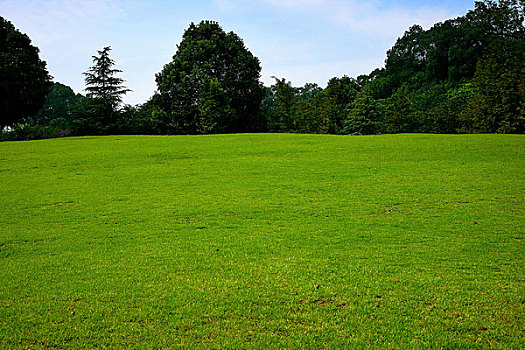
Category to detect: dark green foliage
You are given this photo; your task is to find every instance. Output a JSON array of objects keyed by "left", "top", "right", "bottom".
[
  {"left": 29, "top": 82, "right": 84, "bottom": 129},
  {"left": 362, "top": 70, "right": 396, "bottom": 100},
  {"left": 83, "top": 46, "right": 130, "bottom": 108},
  {"left": 343, "top": 92, "right": 385, "bottom": 135},
  {"left": 72, "top": 99, "right": 136, "bottom": 136},
  {"left": 323, "top": 76, "right": 361, "bottom": 134},
  {"left": 256, "top": 87, "right": 275, "bottom": 132},
  {"left": 343, "top": 0, "right": 525, "bottom": 135},
  {"left": 520, "top": 61, "right": 525, "bottom": 121},
  {"left": 380, "top": 19, "right": 483, "bottom": 93},
  {"left": 6, "top": 0, "right": 523, "bottom": 137},
  {"left": 134, "top": 95, "right": 171, "bottom": 135},
  {"left": 363, "top": 0, "right": 523, "bottom": 97},
  {"left": 297, "top": 83, "right": 324, "bottom": 101},
  {"left": 385, "top": 85, "right": 419, "bottom": 133},
  {"left": 0, "top": 124, "right": 70, "bottom": 141},
  {"left": 295, "top": 84, "right": 325, "bottom": 134},
  {"left": 145, "top": 1, "right": 524, "bottom": 136},
  {"left": 384, "top": 24, "right": 427, "bottom": 90},
  {"left": 197, "top": 77, "right": 231, "bottom": 134},
  {"left": 263, "top": 77, "right": 362, "bottom": 134},
  {"left": 454, "top": 0, "right": 524, "bottom": 133},
  {"left": 78, "top": 46, "right": 131, "bottom": 135},
  {"left": 422, "top": 83, "right": 471, "bottom": 134},
  {"left": 464, "top": 37, "right": 525, "bottom": 133},
  {"left": 0, "top": 16, "right": 52, "bottom": 129},
  {"left": 383, "top": 83, "right": 474, "bottom": 134},
  {"left": 267, "top": 77, "right": 297, "bottom": 132},
  {"left": 71, "top": 98, "right": 115, "bottom": 135},
  {"left": 467, "top": 0, "right": 525, "bottom": 40},
  {"left": 155, "top": 21, "right": 264, "bottom": 134}
]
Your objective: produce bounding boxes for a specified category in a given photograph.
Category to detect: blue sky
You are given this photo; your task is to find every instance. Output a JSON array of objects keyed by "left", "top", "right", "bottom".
[{"left": 1, "top": 0, "right": 476, "bottom": 105}]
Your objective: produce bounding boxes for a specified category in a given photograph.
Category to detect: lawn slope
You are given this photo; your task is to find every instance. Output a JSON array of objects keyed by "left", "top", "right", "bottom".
[{"left": 0, "top": 134, "right": 523, "bottom": 348}]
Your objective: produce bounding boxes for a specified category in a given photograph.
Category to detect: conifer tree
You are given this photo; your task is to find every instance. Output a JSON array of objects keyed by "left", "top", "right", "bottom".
[
  {"left": 83, "top": 46, "right": 130, "bottom": 108},
  {"left": 74, "top": 46, "right": 130, "bottom": 134}
]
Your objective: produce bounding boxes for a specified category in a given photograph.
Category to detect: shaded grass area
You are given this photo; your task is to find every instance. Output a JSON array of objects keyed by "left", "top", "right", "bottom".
[{"left": 0, "top": 134, "right": 523, "bottom": 348}]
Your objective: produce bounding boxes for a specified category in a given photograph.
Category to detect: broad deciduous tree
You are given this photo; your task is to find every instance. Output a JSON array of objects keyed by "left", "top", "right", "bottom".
[
  {"left": 155, "top": 21, "right": 263, "bottom": 134},
  {"left": 29, "top": 82, "right": 84, "bottom": 129},
  {"left": 0, "top": 16, "right": 52, "bottom": 129}
]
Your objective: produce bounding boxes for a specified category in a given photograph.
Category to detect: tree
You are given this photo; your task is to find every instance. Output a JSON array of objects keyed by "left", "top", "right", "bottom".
[
  {"left": 83, "top": 46, "right": 129, "bottom": 108},
  {"left": 520, "top": 58, "right": 525, "bottom": 123},
  {"left": 295, "top": 83, "right": 324, "bottom": 133},
  {"left": 29, "top": 82, "right": 84, "bottom": 129},
  {"left": 269, "top": 77, "right": 297, "bottom": 132},
  {"left": 155, "top": 21, "right": 264, "bottom": 134},
  {"left": 0, "top": 16, "right": 52, "bottom": 129},
  {"left": 385, "top": 85, "right": 419, "bottom": 133},
  {"left": 197, "top": 77, "right": 231, "bottom": 134},
  {"left": 344, "top": 92, "right": 385, "bottom": 135},
  {"left": 376, "top": 1, "right": 524, "bottom": 100},
  {"left": 76, "top": 46, "right": 130, "bottom": 135},
  {"left": 464, "top": 38, "right": 524, "bottom": 133},
  {"left": 324, "top": 76, "right": 361, "bottom": 133},
  {"left": 358, "top": 0, "right": 524, "bottom": 134},
  {"left": 466, "top": 0, "right": 525, "bottom": 40},
  {"left": 256, "top": 86, "right": 274, "bottom": 132},
  {"left": 459, "top": 1, "right": 525, "bottom": 133},
  {"left": 134, "top": 94, "right": 171, "bottom": 135},
  {"left": 384, "top": 24, "right": 427, "bottom": 91}
]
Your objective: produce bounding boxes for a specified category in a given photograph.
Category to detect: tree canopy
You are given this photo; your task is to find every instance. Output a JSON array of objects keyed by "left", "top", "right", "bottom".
[
  {"left": 74, "top": 46, "right": 131, "bottom": 135},
  {"left": 83, "top": 46, "right": 130, "bottom": 107},
  {"left": 0, "top": 16, "right": 52, "bottom": 129},
  {"left": 29, "top": 82, "right": 85, "bottom": 129},
  {"left": 155, "top": 20, "right": 264, "bottom": 134}
]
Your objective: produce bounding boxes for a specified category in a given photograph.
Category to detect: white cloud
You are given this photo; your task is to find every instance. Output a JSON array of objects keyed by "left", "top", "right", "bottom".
[{"left": 260, "top": 0, "right": 456, "bottom": 37}]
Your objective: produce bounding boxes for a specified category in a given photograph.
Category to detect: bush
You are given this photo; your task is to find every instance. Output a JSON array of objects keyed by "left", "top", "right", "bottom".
[{"left": 0, "top": 125, "right": 71, "bottom": 141}]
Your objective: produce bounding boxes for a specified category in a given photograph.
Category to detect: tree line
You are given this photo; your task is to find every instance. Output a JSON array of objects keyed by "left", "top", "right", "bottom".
[{"left": 1, "top": 0, "right": 524, "bottom": 140}]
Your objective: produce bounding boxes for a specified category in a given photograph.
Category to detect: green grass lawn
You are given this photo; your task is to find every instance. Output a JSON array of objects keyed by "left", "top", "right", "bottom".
[{"left": 0, "top": 133, "right": 523, "bottom": 348}]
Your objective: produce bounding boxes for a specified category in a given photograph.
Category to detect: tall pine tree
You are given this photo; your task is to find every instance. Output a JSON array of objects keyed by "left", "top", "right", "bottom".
[
  {"left": 83, "top": 46, "right": 130, "bottom": 107},
  {"left": 74, "top": 46, "right": 130, "bottom": 135}
]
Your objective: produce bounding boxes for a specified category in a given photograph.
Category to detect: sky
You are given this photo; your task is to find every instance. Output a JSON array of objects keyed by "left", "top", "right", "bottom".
[{"left": 1, "top": 0, "right": 476, "bottom": 106}]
